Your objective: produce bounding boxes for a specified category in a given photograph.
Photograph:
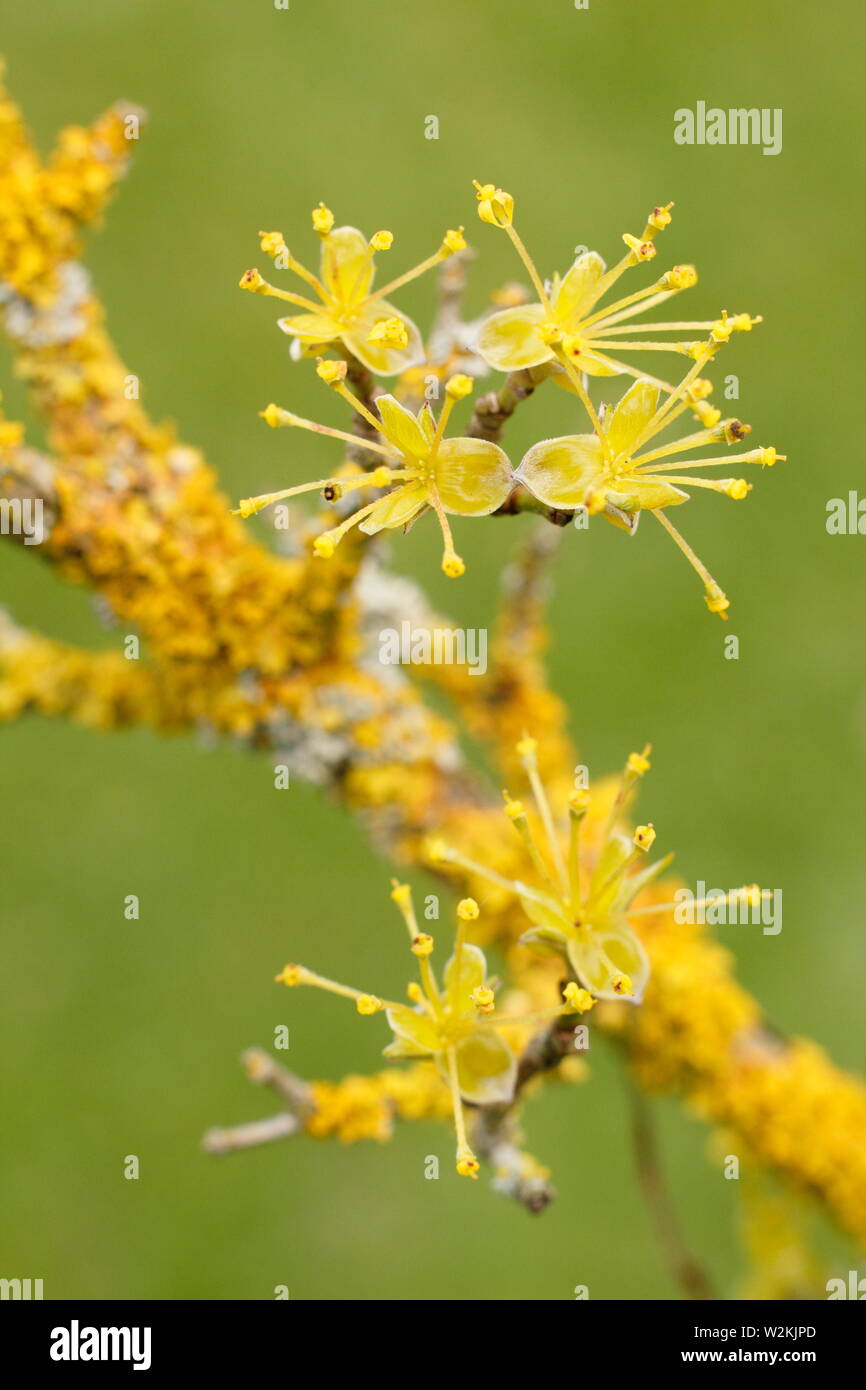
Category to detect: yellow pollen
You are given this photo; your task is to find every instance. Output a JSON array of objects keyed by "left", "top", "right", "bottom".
[
  {"left": 470, "top": 986, "right": 495, "bottom": 1015},
  {"left": 648, "top": 202, "right": 674, "bottom": 230},
  {"left": 411, "top": 933, "right": 434, "bottom": 957},
  {"left": 442, "top": 554, "right": 465, "bottom": 578},
  {"left": 503, "top": 790, "right": 525, "bottom": 820},
  {"left": 312, "top": 202, "right": 334, "bottom": 235},
  {"left": 634, "top": 824, "right": 656, "bottom": 852},
  {"left": 390, "top": 880, "right": 412, "bottom": 909},
  {"left": 407, "top": 981, "right": 423, "bottom": 1004},
  {"left": 370, "top": 229, "right": 393, "bottom": 251},
  {"left": 563, "top": 983, "right": 595, "bottom": 1013},
  {"left": 356, "top": 994, "right": 383, "bottom": 1015},
  {"left": 259, "top": 230, "right": 288, "bottom": 260},
  {"left": 516, "top": 734, "right": 538, "bottom": 760},
  {"left": 611, "top": 973, "right": 633, "bottom": 996},
  {"left": 622, "top": 233, "right": 656, "bottom": 261},
  {"left": 313, "top": 533, "right": 337, "bottom": 559},
  {"left": 704, "top": 582, "right": 730, "bottom": 616},
  {"left": 457, "top": 898, "right": 480, "bottom": 921},
  {"left": 275, "top": 963, "right": 303, "bottom": 987},
  {"left": 316, "top": 357, "right": 348, "bottom": 385},
  {"left": 538, "top": 321, "right": 563, "bottom": 345},
  {"left": 663, "top": 264, "right": 698, "bottom": 290},
  {"left": 456, "top": 1152, "right": 480, "bottom": 1179},
  {"left": 367, "top": 316, "right": 409, "bottom": 349},
  {"left": 445, "top": 373, "right": 473, "bottom": 400},
  {"left": 239, "top": 267, "right": 266, "bottom": 292},
  {"left": 627, "top": 751, "right": 651, "bottom": 776},
  {"left": 442, "top": 227, "right": 467, "bottom": 254},
  {"left": 725, "top": 479, "right": 751, "bottom": 500}
]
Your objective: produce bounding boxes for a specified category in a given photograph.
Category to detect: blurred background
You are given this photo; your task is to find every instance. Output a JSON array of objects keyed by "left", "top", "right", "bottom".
[{"left": 1, "top": 0, "right": 864, "bottom": 1300}]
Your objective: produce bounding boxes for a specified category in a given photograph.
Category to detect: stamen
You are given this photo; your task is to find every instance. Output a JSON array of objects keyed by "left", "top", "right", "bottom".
[
  {"left": 274, "top": 964, "right": 400, "bottom": 1013},
  {"left": 517, "top": 736, "right": 569, "bottom": 898},
  {"left": 567, "top": 789, "right": 591, "bottom": 912},
  {"left": 258, "top": 403, "right": 394, "bottom": 457},
  {"left": 551, "top": 345, "right": 604, "bottom": 438},
  {"left": 652, "top": 509, "right": 729, "bottom": 618},
  {"left": 578, "top": 279, "right": 681, "bottom": 334},
  {"left": 503, "top": 790, "right": 560, "bottom": 896},
  {"left": 641, "top": 450, "right": 783, "bottom": 472},
  {"left": 366, "top": 236, "right": 455, "bottom": 303},
  {"left": 234, "top": 467, "right": 397, "bottom": 519},
  {"left": 427, "top": 481, "right": 465, "bottom": 577},
  {"left": 445, "top": 1046, "right": 478, "bottom": 1179},
  {"left": 238, "top": 269, "right": 323, "bottom": 314},
  {"left": 504, "top": 223, "right": 553, "bottom": 312},
  {"left": 332, "top": 381, "right": 391, "bottom": 439},
  {"left": 390, "top": 879, "right": 419, "bottom": 939},
  {"left": 593, "top": 320, "right": 719, "bottom": 336}
]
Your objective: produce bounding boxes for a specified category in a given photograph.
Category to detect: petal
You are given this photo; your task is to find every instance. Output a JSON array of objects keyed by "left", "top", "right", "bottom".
[
  {"left": 550, "top": 353, "right": 621, "bottom": 385},
  {"left": 434, "top": 438, "right": 514, "bottom": 516},
  {"left": 443, "top": 943, "right": 487, "bottom": 1014},
  {"left": 277, "top": 312, "right": 342, "bottom": 341},
  {"left": 554, "top": 251, "right": 606, "bottom": 326},
  {"left": 475, "top": 304, "right": 551, "bottom": 371},
  {"left": 605, "top": 379, "right": 660, "bottom": 458},
  {"left": 358, "top": 481, "right": 428, "bottom": 535},
  {"left": 589, "top": 830, "right": 632, "bottom": 910},
  {"left": 607, "top": 479, "right": 688, "bottom": 512},
  {"left": 418, "top": 404, "right": 437, "bottom": 445},
  {"left": 517, "top": 435, "right": 604, "bottom": 511},
  {"left": 568, "top": 922, "right": 650, "bottom": 1003},
  {"left": 615, "top": 853, "right": 674, "bottom": 911},
  {"left": 374, "top": 394, "right": 430, "bottom": 460},
  {"left": 516, "top": 885, "right": 571, "bottom": 935},
  {"left": 320, "top": 226, "right": 374, "bottom": 307},
  {"left": 452, "top": 1031, "right": 517, "bottom": 1104},
  {"left": 518, "top": 925, "right": 570, "bottom": 959},
  {"left": 386, "top": 1005, "right": 441, "bottom": 1055},
  {"left": 342, "top": 298, "right": 425, "bottom": 375},
  {"left": 382, "top": 1035, "right": 430, "bottom": 1059}
]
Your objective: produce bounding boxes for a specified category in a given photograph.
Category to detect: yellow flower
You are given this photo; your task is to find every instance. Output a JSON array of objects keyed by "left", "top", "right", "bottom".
[
  {"left": 516, "top": 360, "right": 785, "bottom": 616},
  {"left": 275, "top": 887, "right": 573, "bottom": 1178},
  {"left": 472, "top": 187, "right": 759, "bottom": 400},
  {"left": 436, "top": 739, "right": 671, "bottom": 1002},
  {"left": 241, "top": 208, "right": 466, "bottom": 375},
  {"left": 236, "top": 367, "right": 514, "bottom": 577}
]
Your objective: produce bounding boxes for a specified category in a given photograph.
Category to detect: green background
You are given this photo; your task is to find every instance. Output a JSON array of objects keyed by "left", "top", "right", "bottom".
[{"left": 1, "top": 0, "right": 864, "bottom": 1300}]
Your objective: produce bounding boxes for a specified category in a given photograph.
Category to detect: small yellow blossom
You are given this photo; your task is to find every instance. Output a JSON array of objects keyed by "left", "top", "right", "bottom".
[
  {"left": 472, "top": 191, "right": 759, "bottom": 404},
  {"left": 274, "top": 889, "right": 580, "bottom": 1181},
  {"left": 241, "top": 204, "right": 465, "bottom": 375},
  {"left": 516, "top": 365, "right": 784, "bottom": 616},
  {"left": 438, "top": 741, "right": 673, "bottom": 1002},
  {"left": 236, "top": 362, "right": 514, "bottom": 577}
]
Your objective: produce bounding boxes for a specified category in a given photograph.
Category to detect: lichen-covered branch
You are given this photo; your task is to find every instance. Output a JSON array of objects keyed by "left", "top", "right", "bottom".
[{"left": 2, "top": 72, "right": 865, "bottom": 1259}]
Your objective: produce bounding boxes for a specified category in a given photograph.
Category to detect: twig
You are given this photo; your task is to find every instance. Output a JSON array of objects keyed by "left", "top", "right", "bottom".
[
  {"left": 201, "top": 1048, "right": 314, "bottom": 1156},
  {"left": 470, "top": 1013, "right": 578, "bottom": 1213},
  {"left": 627, "top": 1080, "right": 716, "bottom": 1300},
  {"left": 467, "top": 365, "right": 548, "bottom": 444},
  {"left": 202, "top": 1112, "right": 298, "bottom": 1155}
]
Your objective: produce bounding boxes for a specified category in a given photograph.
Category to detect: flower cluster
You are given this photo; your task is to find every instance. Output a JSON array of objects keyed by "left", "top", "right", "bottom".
[
  {"left": 276, "top": 888, "right": 583, "bottom": 1177},
  {"left": 237, "top": 186, "right": 784, "bottom": 613}
]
